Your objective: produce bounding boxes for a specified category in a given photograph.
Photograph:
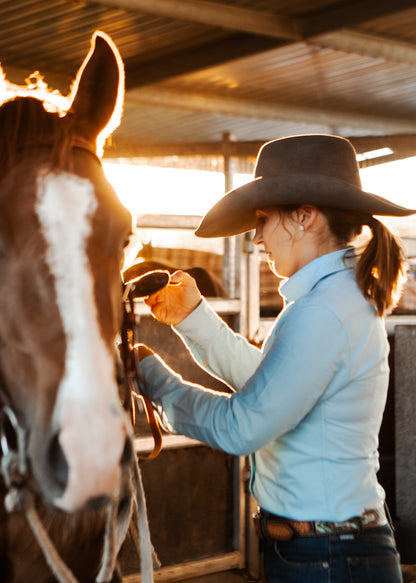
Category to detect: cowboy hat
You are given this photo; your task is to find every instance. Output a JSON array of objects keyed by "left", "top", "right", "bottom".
[{"left": 195, "top": 134, "right": 416, "bottom": 238}]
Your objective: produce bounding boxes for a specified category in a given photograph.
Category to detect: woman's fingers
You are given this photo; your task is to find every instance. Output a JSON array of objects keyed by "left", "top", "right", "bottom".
[{"left": 145, "top": 270, "right": 202, "bottom": 325}]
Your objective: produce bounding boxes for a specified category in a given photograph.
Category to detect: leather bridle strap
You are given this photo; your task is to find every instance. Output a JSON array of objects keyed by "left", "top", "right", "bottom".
[
  {"left": 121, "top": 298, "right": 163, "bottom": 461},
  {"left": 72, "top": 137, "right": 100, "bottom": 160},
  {"left": 136, "top": 393, "right": 162, "bottom": 461}
]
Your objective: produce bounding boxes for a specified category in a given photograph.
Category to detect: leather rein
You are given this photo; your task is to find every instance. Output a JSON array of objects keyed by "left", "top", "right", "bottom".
[{"left": 120, "top": 292, "right": 163, "bottom": 461}]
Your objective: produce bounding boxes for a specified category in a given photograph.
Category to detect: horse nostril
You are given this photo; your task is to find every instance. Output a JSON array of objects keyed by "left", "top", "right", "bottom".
[
  {"left": 46, "top": 432, "right": 69, "bottom": 491},
  {"left": 121, "top": 436, "right": 133, "bottom": 466}
]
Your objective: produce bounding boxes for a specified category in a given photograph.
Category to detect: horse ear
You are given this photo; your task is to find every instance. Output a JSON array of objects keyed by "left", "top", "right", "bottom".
[
  {"left": 0, "top": 66, "right": 6, "bottom": 103},
  {"left": 66, "top": 31, "right": 124, "bottom": 150}
]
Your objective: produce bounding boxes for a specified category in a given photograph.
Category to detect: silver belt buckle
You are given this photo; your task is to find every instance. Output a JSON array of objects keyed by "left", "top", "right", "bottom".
[{"left": 315, "top": 519, "right": 360, "bottom": 535}]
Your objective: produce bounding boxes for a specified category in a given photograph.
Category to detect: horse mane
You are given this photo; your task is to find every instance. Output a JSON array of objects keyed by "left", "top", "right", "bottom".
[{"left": 0, "top": 95, "right": 74, "bottom": 176}]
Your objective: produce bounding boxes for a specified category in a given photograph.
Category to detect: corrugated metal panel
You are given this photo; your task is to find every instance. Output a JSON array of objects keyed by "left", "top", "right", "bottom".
[
  {"left": 154, "top": 40, "right": 416, "bottom": 117},
  {"left": 360, "top": 5, "right": 416, "bottom": 41},
  {"left": 0, "top": 0, "right": 225, "bottom": 76},
  {"left": 1, "top": 0, "right": 416, "bottom": 154}
]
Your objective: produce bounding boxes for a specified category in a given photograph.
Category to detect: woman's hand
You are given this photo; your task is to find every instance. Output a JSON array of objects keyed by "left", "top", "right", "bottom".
[{"left": 145, "top": 270, "right": 202, "bottom": 325}]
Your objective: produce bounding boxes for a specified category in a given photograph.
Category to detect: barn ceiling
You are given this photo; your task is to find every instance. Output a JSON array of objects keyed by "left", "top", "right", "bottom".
[{"left": 2, "top": 0, "right": 416, "bottom": 165}]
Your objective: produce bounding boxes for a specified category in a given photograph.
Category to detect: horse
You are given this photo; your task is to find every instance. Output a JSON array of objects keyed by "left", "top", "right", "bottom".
[{"left": 0, "top": 32, "right": 154, "bottom": 583}]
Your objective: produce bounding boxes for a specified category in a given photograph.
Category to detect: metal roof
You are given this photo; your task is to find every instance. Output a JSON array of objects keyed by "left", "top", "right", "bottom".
[{"left": 2, "top": 0, "right": 416, "bottom": 164}]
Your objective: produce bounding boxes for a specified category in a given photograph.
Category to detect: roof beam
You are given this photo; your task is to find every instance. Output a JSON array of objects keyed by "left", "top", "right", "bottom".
[
  {"left": 125, "top": 27, "right": 416, "bottom": 89},
  {"left": 104, "top": 135, "right": 416, "bottom": 165},
  {"left": 125, "top": 34, "right": 285, "bottom": 89},
  {"left": 314, "top": 30, "right": 416, "bottom": 65},
  {"left": 348, "top": 134, "right": 416, "bottom": 153},
  {"left": 88, "top": 0, "right": 416, "bottom": 41},
  {"left": 299, "top": 0, "right": 416, "bottom": 37},
  {"left": 88, "top": 0, "right": 300, "bottom": 40},
  {"left": 114, "top": 0, "right": 416, "bottom": 88},
  {"left": 126, "top": 87, "right": 416, "bottom": 134}
]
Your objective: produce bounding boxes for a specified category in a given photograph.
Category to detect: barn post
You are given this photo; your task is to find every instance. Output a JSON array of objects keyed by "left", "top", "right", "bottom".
[
  {"left": 222, "top": 131, "right": 238, "bottom": 302},
  {"left": 394, "top": 324, "right": 416, "bottom": 563},
  {"left": 222, "top": 131, "right": 261, "bottom": 578}
]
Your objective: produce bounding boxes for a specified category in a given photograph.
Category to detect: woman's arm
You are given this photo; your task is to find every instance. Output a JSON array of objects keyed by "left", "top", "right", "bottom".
[
  {"left": 145, "top": 270, "right": 262, "bottom": 389},
  {"left": 174, "top": 298, "right": 262, "bottom": 390},
  {"left": 138, "top": 301, "right": 346, "bottom": 455}
]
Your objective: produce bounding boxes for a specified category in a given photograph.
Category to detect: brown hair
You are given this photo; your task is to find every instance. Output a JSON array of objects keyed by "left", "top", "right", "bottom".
[
  {"left": 275, "top": 205, "right": 407, "bottom": 316},
  {"left": 321, "top": 207, "right": 407, "bottom": 317}
]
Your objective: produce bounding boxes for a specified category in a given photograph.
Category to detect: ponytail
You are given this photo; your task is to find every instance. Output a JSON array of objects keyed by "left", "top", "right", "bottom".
[
  {"left": 321, "top": 208, "right": 407, "bottom": 317},
  {"left": 355, "top": 216, "right": 407, "bottom": 317}
]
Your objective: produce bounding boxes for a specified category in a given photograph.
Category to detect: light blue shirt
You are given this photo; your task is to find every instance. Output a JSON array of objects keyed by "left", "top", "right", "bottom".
[{"left": 139, "top": 249, "right": 389, "bottom": 521}]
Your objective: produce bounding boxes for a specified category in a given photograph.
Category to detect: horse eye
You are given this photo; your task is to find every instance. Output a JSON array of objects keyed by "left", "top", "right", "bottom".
[{"left": 123, "top": 234, "right": 134, "bottom": 249}]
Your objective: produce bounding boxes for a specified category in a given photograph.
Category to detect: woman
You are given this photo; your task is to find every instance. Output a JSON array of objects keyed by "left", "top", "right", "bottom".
[{"left": 137, "top": 134, "right": 415, "bottom": 583}]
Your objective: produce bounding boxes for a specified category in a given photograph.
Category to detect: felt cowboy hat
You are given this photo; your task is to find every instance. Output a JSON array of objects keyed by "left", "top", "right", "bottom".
[{"left": 195, "top": 134, "right": 416, "bottom": 238}]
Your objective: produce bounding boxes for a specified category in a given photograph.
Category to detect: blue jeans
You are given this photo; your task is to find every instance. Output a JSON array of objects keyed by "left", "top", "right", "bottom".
[{"left": 263, "top": 524, "right": 402, "bottom": 583}]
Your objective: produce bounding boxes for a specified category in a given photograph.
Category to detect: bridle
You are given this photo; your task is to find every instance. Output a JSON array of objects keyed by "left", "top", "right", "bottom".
[
  {"left": 120, "top": 281, "right": 163, "bottom": 461},
  {"left": 0, "top": 390, "right": 28, "bottom": 502}
]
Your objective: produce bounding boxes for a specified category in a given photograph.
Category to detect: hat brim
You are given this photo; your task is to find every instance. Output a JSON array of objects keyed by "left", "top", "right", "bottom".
[{"left": 195, "top": 174, "right": 416, "bottom": 238}]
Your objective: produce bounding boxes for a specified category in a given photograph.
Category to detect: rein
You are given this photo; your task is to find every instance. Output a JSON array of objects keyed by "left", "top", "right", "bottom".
[{"left": 120, "top": 294, "right": 163, "bottom": 461}]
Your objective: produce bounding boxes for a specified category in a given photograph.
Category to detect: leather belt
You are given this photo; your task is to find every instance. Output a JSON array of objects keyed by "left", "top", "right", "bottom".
[{"left": 253, "top": 507, "right": 387, "bottom": 542}]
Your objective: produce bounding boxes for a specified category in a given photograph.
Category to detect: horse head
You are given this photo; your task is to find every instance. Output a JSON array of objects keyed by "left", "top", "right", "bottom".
[{"left": 0, "top": 33, "right": 134, "bottom": 513}]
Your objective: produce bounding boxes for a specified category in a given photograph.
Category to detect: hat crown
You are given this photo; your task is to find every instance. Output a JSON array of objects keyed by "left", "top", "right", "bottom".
[{"left": 254, "top": 134, "right": 362, "bottom": 189}]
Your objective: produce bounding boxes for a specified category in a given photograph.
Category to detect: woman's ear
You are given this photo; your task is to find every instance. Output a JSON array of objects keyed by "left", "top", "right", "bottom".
[{"left": 297, "top": 205, "right": 319, "bottom": 231}]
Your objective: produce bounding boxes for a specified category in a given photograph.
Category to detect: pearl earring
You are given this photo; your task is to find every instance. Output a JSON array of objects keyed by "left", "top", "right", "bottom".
[{"left": 299, "top": 225, "right": 304, "bottom": 231}]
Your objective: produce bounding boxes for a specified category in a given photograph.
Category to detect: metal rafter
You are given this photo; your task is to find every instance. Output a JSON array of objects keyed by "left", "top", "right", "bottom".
[
  {"left": 124, "top": 34, "right": 285, "bottom": 90},
  {"left": 299, "top": 0, "right": 416, "bottom": 37},
  {"left": 84, "top": 0, "right": 300, "bottom": 40},
  {"left": 126, "top": 87, "right": 416, "bottom": 134},
  {"left": 118, "top": 0, "right": 416, "bottom": 92},
  {"left": 82, "top": 0, "right": 416, "bottom": 148},
  {"left": 104, "top": 135, "right": 416, "bottom": 167}
]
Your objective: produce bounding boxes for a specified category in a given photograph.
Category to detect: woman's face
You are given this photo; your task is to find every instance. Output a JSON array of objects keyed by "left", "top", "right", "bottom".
[{"left": 253, "top": 208, "right": 302, "bottom": 278}]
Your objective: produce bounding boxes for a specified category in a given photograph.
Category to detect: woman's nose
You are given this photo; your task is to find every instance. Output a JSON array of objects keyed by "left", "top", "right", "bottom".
[{"left": 253, "top": 227, "right": 262, "bottom": 245}]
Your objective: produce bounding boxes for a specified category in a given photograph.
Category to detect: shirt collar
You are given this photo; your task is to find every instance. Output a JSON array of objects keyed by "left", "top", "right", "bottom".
[{"left": 279, "top": 248, "right": 354, "bottom": 304}]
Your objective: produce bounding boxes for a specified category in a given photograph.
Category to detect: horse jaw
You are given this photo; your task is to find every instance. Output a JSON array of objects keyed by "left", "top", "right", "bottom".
[{"left": 35, "top": 170, "right": 128, "bottom": 512}]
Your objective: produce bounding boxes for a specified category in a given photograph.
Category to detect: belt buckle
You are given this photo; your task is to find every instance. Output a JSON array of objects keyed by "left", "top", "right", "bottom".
[
  {"left": 314, "top": 521, "right": 334, "bottom": 535},
  {"left": 315, "top": 519, "right": 360, "bottom": 535}
]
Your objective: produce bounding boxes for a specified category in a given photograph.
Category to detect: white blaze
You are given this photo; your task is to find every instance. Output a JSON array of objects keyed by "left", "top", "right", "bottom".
[{"left": 36, "top": 171, "right": 126, "bottom": 511}]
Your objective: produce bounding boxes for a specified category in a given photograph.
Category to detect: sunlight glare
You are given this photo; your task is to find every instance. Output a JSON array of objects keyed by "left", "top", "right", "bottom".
[
  {"left": 103, "top": 162, "right": 227, "bottom": 218},
  {"left": 105, "top": 156, "right": 416, "bottom": 250}
]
